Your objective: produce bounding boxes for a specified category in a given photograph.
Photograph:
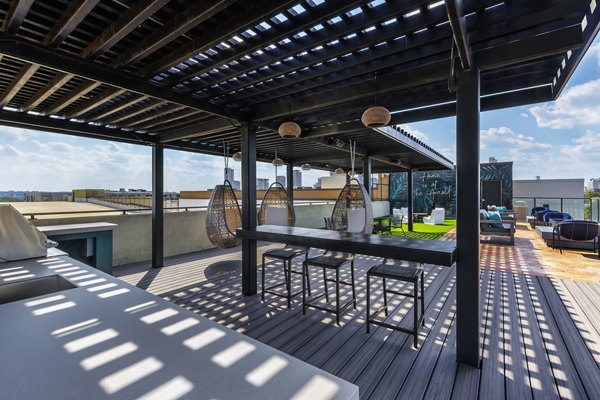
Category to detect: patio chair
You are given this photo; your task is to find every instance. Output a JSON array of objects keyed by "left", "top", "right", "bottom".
[
  {"left": 543, "top": 211, "right": 572, "bottom": 226},
  {"left": 206, "top": 180, "right": 242, "bottom": 248},
  {"left": 302, "top": 207, "right": 363, "bottom": 324},
  {"left": 391, "top": 208, "right": 407, "bottom": 236},
  {"left": 423, "top": 208, "right": 445, "bottom": 225},
  {"left": 260, "top": 193, "right": 311, "bottom": 308},
  {"left": 366, "top": 259, "right": 425, "bottom": 348},
  {"left": 552, "top": 220, "right": 599, "bottom": 254},
  {"left": 480, "top": 210, "right": 516, "bottom": 245}
]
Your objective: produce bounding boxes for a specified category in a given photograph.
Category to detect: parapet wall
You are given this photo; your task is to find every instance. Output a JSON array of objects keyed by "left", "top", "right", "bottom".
[{"left": 31, "top": 201, "right": 389, "bottom": 266}]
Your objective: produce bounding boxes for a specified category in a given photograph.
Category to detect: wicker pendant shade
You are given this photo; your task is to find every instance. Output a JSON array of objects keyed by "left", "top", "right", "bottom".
[
  {"left": 330, "top": 178, "right": 373, "bottom": 233},
  {"left": 301, "top": 163, "right": 311, "bottom": 171},
  {"left": 258, "top": 182, "right": 295, "bottom": 226},
  {"left": 334, "top": 167, "right": 344, "bottom": 175},
  {"left": 278, "top": 121, "right": 301, "bottom": 139},
  {"left": 206, "top": 180, "right": 242, "bottom": 249},
  {"left": 232, "top": 151, "right": 242, "bottom": 161},
  {"left": 272, "top": 157, "right": 284, "bottom": 167},
  {"left": 361, "top": 106, "right": 391, "bottom": 128}
]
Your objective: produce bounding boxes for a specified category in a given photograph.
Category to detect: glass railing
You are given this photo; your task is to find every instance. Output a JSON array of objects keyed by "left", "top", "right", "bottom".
[{"left": 513, "top": 197, "right": 600, "bottom": 222}]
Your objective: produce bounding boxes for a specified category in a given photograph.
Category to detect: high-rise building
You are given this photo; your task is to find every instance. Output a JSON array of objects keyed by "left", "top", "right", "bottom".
[
  {"left": 591, "top": 178, "right": 600, "bottom": 191},
  {"left": 257, "top": 178, "right": 269, "bottom": 190},
  {"left": 276, "top": 175, "right": 286, "bottom": 186},
  {"left": 224, "top": 167, "right": 234, "bottom": 183},
  {"left": 293, "top": 170, "right": 302, "bottom": 188}
]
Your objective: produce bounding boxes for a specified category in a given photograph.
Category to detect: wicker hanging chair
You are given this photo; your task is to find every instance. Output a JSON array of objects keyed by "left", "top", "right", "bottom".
[
  {"left": 258, "top": 182, "right": 295, "bottom": 226},
  {"left": 330, "top": 178, "right": 373, "bottom": 233},
  {"left": 206, "top": 179, "right": 242, "bottom": 249}
]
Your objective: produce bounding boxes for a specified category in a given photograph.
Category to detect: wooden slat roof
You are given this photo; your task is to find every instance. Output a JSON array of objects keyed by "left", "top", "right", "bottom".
[{"left": 0, "top": 0, "right": 597, "bottom": 171}]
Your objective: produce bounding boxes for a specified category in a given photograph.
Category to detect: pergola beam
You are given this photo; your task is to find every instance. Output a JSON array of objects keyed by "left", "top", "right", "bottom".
[
  {"left": 139, "top": 0, "right": 296, "bottom": 77},
  {"left": 66, "top": 88, "right": 127, "bottom": 118},
  {"left": 82, "top": 0, "right": 169, "bottom": 59},
  {"left": 21, "top": 72, "right": 74, "bottom": 111},
  {"left": 0, "top": 32, "right": 233, "bottom": 118},
  {"left": 445, "top": 0, "right": 472, "bottom": 70},
  {"left": 0, "top": 63, "right": 39, "bottom": 106},
  {"left": 45, "top": 0, "right": 100, "bottom": 47},
  {"left": 2, "top": 0, "right": 34, "bottom": 34},
  {"left": 250, "top": 24, "right": 581, "bottom": 121}
]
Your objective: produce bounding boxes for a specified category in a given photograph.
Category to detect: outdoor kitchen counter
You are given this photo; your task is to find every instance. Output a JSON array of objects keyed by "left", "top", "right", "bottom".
[{"left": 0, "top": 255, "right": 359, "bottom": 400}]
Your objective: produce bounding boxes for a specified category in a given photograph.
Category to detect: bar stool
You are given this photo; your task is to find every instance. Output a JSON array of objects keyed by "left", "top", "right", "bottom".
[
  {"left": 302, "top": 251, "right": 356, "bottom": 325},
  {"left": 262, "top": 245, "right": 311, "bottom": 308},
  {"left": 366, "top": 259, "right": 425, "bottom": 348}
]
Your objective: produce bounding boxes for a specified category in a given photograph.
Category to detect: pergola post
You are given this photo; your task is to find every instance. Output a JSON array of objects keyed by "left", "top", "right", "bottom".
[
  {"left": 152, "top": 143, "right": 164, "bottom": 269},
  {"left": 407, "top": 168, "right": 414, "bottom": 232},
  {"left": 286, "top": 162, "right": 294, "bottom": 203},
  {"left": 362, "top": 156, "right": 371, "bottom": 195},
  {"left": 241, "top": 123, "right": 257, "bottom": 296},
  {"left": 455, "top": 68, "right": 481, "bottom": 367}
]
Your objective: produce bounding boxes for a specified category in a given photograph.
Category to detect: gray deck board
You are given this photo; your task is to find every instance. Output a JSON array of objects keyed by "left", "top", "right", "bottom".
[{"left": 115, "top": 248, "right": 600, "bottom": 400}]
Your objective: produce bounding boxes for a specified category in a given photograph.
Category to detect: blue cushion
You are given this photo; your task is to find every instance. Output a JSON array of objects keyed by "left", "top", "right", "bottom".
[
  {"left": 496, "top": 206, "right": 507, "bottom": 212},
  {"left": 486, "top": 212, "right": 504, "bottom": 228}
]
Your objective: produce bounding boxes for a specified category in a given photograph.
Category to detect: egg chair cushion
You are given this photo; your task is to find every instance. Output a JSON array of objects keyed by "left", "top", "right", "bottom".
[
  {"left": 266, "top": 206, "right": 288, "bottom": 226},
  {"left": 347, "top": 208, "right": 366, "bottom": 233}
]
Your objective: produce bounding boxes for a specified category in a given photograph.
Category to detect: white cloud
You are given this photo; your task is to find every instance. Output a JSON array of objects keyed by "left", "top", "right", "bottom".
[
  {"left": 480, "top": 126, "right": 551, "bottom": 151},
  {"left": 588, "top": 41, "right": 600, "bottom": 67},
  {"left": 520, "top": 112, "right": 528, "bottom": 118},
  {"left": 529, "top": 79, "right": 600, "bottom": 128}
]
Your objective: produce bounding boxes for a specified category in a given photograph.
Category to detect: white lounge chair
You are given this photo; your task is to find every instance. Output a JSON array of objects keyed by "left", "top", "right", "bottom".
[{"left": 423, "top": 208, "right": 445, "bottom": 225}]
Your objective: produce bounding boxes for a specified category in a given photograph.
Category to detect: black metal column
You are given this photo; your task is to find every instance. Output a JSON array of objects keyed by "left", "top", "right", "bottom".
[
  {"left": 241, "top": 123, "right": 257, "bottom": 295},
  {"left": 286, "top": 162, "right": 294, "bottom": 203},
  {"left": 455, "top": 68, "right": 481, "bottom": 367},
  {"left": 152, "top": 144, "right": 164, "bottom": 269},
  {"left": 407, "top": 169, "right": 414, "bottom": 232},
  {"left": 362, "top": 157, "right": 371, "bottom": 195}
]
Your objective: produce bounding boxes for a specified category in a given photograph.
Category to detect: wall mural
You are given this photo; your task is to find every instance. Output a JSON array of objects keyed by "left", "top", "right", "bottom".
[{"left": 389, "top": 162, "right": 513, "bottom": 218}]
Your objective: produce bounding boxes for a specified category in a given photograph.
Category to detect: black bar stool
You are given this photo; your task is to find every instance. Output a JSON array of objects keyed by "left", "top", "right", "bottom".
[
  {"left": 366, "top": 259, "right": 425, "bottom": 348},
  {"left": 262, "top": 245, "right": 311, "bottom": 308},
  {"left": 302, "top": 251, "right": 356, "bottom": 325}
]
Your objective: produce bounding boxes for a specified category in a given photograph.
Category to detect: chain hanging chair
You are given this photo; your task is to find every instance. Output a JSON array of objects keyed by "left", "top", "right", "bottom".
[
  {"left": 330, "top": 141, "right": 373, "bottom": 233},
  {"left": 206, "top": 143, "right": 242, "bottom": 248},
  {"left": 258, "top": 150, "right": 295, "bottom": 226}
]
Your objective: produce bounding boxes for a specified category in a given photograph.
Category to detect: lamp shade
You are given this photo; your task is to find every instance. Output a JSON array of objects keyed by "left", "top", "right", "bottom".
[
  {"left": 361, "top": 106, "right": 391, "bottom": 128},
  {"left": 278, "top": 121, "right": 301, "bottom": 138},
  {"left": 301, "top": 163, "right": 311, "bottom": 171},
  {"left": 232, "top": 151, "right": 242, "bottom": 161},
  {"left": 272, "top": 157, "right": 284, "bottom": 167},
  {"left": 334, "top": 167, "right": 344, "bottom": 175}
]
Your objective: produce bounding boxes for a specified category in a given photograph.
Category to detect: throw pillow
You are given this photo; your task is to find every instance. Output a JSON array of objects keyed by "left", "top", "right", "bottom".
[{"left": 486, "top": 212, "right": 504, "bottom": 228}]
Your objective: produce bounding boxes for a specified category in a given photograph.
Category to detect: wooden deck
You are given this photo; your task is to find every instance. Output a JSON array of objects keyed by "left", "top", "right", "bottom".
[{"left": 116, "top": 235, "right": 600, "bottom": 399}]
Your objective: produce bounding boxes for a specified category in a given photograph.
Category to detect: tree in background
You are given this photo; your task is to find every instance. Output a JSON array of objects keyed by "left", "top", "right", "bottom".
[{"left": 583, "top": 190, "right": 600, "bottom": 220}]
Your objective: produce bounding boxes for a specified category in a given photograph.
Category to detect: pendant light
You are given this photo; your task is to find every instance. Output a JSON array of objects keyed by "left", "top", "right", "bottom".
[
  {"left": 232, "top": 151, "right": 242, "bottom": 161},
  {"left": 361, "top": 72, "right": 391, "bottom": 128},
  {"left": 301, "top": 163, "right": 311, "bottom": 171},
  {"left": 278, "top": 96, "right": 301, "bottom": 138},
  {"left": 272, "top": 149, "right": 284, "bottom": 167},
  {"left": 334, "top": 167, "right": 344, "bottom": 175}
]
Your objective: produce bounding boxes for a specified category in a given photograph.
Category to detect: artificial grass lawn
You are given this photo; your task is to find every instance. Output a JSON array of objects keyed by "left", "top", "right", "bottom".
[{"left": 376, "top": 218, "right": 456, "bottom": 240}]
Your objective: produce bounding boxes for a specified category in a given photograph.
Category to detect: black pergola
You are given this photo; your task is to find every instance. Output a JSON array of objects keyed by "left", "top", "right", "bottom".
[{"left": 0, "top": 0, "right": 598, "bottom": 368}]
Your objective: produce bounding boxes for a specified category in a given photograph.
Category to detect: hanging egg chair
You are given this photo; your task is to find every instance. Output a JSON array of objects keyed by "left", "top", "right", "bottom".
[
  {"left": 206, "top": 143, "right": 242, "bottom": 248},
  {"left": 330, "top": 178, "right": 373, "bottom": 233},
  {"left": 258, "top": 182, "right": 295, "bottom": 226},
  {"left": 329, "top": 141, "right": 373, "bottom": 233},
  {"left": 206, "top": 180, "right": 242, "bottom": 248}
]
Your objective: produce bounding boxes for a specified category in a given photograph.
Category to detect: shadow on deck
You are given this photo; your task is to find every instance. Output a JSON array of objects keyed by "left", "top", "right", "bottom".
[{"left": 116, "top": 230, "right": 600, "bottom": 399}]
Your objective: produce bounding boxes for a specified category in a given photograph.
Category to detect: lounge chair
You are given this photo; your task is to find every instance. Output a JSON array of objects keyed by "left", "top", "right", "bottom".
[
  {"left": 423, "top": 208, "right": 445, "bottom": 225},
  {"left": 552, "top": 220, "right": 599, "bottom": 254},
  {"left": 480, "top": 210, "right": 516, "bottom": 245}
]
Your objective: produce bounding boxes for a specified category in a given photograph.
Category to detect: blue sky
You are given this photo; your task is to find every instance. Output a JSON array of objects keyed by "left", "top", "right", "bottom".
[{"left": 1, "top": 38, "right": 599, "bottom": 192}]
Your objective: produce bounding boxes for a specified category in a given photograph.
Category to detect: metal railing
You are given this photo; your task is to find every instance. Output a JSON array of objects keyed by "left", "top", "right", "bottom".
[{"left": 513, "top": 196, "right": 600, "bottom": 222}]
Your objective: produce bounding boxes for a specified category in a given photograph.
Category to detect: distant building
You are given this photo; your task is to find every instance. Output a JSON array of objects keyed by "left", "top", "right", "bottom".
[
  {"left": 513, "top": 178, "right": 585, "bottom": 199},
  {"left": 276, "top": 175, "right": 286, "bottom": 187},
  {"left": 232, "top": 180, "right": 241, "bottom": 190},
  {"left": 321, "top": 175, "right": 346, "bottom": 189},
  {"left": 489, "top": 156, "right": 498, "bottom": 163},
  {"left": 26, "top": 192, "right": 71, "bottom": 202},
  {"left": 224, "top": 167, "right": 234, "bottom": 183},
  {"left": 293, "top": 170, "right": 302, "bottom": 188},
  {"left": 591, "top": 178, "right": 600, "bottom": 192},
  {"left": 313, "top": 177, "right": 322, "bottom": 189},
  {"left": 257, "top": 178, "right": 269, "bottom": 190}
]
